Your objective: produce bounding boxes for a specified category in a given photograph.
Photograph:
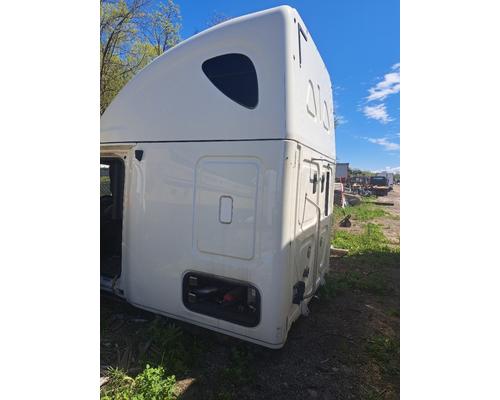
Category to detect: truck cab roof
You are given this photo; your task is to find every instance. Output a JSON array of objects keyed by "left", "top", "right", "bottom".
[{"left": 101, "top": 6, "right": 335, "bottom": 159}]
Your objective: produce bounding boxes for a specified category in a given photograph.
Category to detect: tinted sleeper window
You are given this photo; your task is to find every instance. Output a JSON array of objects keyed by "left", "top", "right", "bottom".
[{"left": 202, "top": 53, "right": 258, "bottom": 109}]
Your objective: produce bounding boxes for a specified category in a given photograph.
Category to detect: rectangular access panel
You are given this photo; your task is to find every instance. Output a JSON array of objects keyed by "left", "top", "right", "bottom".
[{"left": 194, "top": 158, "right": 259, "bottom": 260}]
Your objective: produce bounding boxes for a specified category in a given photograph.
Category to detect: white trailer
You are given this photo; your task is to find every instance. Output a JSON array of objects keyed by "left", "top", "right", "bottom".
[
  {"left": 335, "top": 162, "right": 349, "bottom": 183},
  {"left": 100, "top": 6, "right": 336, "bottom": 348}
]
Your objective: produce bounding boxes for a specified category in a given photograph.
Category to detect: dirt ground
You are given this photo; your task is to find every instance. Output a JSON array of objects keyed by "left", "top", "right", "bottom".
[
  {"left": 374, "top": 186, "right": 399, "bottom": 246},
  {"left": 101, "top": 186, "right": 400, "bottom": 399},
  {"left": 383, "top": 185, "right": 400, "bottom": 215},
  {"left": 344, "top": 186, "right": 400, "bottom": 245},
  {"left": 377, "top": 186, "right": 400, "bottom": 245}
]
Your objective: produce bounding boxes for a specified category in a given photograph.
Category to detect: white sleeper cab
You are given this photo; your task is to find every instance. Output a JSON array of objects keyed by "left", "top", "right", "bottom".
[{"left": 100, "top": 5, "right": 336, "bottom": 349}]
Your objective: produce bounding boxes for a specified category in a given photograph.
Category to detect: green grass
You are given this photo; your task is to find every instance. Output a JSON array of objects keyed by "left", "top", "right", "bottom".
[
  {"left": 143, "top": 319, "right": 207, "bottom": 374},
  {"left": 101, "top": 200, "right": 399, "bottom": 398},
  {"left": 333, "top": 223, "right": 400, "bottom": 273},
  {"left": 320, "top": 222, "right": 400, "bottom": 299},
  {"left": 212, "top": 345, "right": 257, "bottom": 399},
  {"left": 365, "top": 335, "right": 400, "bottom": 377},
  {"left": 101, "top": 365, "right": 176, "bottom": 400},
  {"left": 333, "top": 223, "right": 398, "bottom": 255},
  {"left": 335, "top": 202, "right": 390, "bottom": 222},
  {"left": 320, "top": 268, "right": 393, "bottom": 298},
  {"left": 388, "top": 308, "right": 400, "bottom": 318},
  {"left": 101, "top": 317, "right": 212, "bottom": 398}
]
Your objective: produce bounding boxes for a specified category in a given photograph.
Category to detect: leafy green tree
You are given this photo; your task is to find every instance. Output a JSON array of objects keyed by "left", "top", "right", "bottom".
[
  {"left": 100, "top": 0, "right": 181, "bottom": 114},
  {"left": 143, "top": 1, "right": 181, "bottom": 57}
]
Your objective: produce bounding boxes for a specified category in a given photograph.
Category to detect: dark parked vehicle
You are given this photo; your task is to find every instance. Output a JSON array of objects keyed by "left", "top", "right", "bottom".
[{"left": 369, "top": 176, "right": 390, "bottom": 196}]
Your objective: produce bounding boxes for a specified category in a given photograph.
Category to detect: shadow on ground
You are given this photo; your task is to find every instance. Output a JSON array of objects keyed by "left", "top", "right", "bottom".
[{"left": 101, "top": 248, "right": 399, "bottom": 400}]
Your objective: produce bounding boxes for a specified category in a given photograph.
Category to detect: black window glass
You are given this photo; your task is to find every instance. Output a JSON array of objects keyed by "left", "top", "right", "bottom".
[
  {"left": 202, "top": 53, "right": 258, "bottom": 109},
  {"left": 325, "top": 172, "right": 330, "bottom": 216},
  {"left": 370, "top": 176, "right": 388, "bottom": 186}
]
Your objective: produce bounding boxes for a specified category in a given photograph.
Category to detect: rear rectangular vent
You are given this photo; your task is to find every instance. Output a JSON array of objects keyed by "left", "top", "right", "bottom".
[{"left": 182, "top": 272, "right": 261, "bottom": 327}]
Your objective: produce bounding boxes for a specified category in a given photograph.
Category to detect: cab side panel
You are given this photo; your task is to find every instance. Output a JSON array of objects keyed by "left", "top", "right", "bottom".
[
  {"left": 282, "top": 141, "right": 334, "bottom": 333},
  {"left": 122, "top": 140, "right": 289, "bottom": 347}
]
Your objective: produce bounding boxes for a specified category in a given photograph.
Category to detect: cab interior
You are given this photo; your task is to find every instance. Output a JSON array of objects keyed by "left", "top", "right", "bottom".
[{"left": 100, "top": 158, "right": 124, "bottom": 278}]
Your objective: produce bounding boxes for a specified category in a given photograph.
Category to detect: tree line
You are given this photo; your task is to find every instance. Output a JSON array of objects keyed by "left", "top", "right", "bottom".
[
  {"left": 100, "top": 0, "right": 232, "bottom": 115},
  {"left": 349, "top": 168, "right": 400, "bottom": 180},
  {"left": 100, "top": 0, "right": 181, "bottom": 114}
]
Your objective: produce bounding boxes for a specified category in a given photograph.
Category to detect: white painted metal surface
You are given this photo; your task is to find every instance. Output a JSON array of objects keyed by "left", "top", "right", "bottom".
[{"left": 100, "top": 5, "right": 336, "bottom": 348}]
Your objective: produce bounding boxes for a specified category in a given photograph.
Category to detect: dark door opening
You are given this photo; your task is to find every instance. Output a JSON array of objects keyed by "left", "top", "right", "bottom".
[{"left": 100, "top": 158, "right": 125, "bottom": 278}]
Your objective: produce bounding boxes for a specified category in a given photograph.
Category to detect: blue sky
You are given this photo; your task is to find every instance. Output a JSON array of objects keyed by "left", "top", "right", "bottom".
[{"left": 174, "top": 0, "right": 400, "bottom": 172}]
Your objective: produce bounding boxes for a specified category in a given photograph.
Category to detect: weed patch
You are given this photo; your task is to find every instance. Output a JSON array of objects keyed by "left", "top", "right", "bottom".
[
  {"left": 220, "top": 345, "right": 255, "bottom": 384},
  {"left": 144, "top": 319, "right": 207, "bottom": 374},
  {"left": 365, "top": 335, "right": 400, "bottom": 377},
  {"left": 215, "top": 345, "right": 256, "bottom": 398},
  {"left": 333, "top": 223, "right": 398, "bottom": 255},
  {"left": 101, "top": 365, "right": 176, "bottom": 400}
]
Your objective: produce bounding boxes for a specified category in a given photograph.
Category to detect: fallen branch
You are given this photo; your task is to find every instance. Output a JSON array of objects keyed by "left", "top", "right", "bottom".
[
  {"left": 338, "top": 214, "right": 351, "bottom": 227},
  {"left": 100, "top": 376, "right": 110, "bottom": 387},
  {"left": 330, "top": 247, "right": 349, "bottom": 257}
]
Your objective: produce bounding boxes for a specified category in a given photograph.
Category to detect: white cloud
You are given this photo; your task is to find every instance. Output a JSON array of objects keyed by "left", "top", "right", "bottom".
[
  {"left": 384, "top": 166, "right": 400, "bottom": 173},
  {"left": 371, "top": 166, "right": 400, "bottom": 174},
  {"left": 361, "top": 62, "right": 400, "bottom": 124},
  {"left": 363, "top": 104, "right": 392, "bottom": 124},
  {"left": 335, "top": 115, "right": 348, "bottom": 125},
  {"left": 366, "top": 65, "right": 400, "bottom": 102},
  {"left": 366, "top": 137, "right": 400, "bottom": 151}
]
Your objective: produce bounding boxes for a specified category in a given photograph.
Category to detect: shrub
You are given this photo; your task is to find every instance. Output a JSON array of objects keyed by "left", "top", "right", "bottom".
[{"left": 101, "top": 365, "right": 176, "bottom": 400}]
